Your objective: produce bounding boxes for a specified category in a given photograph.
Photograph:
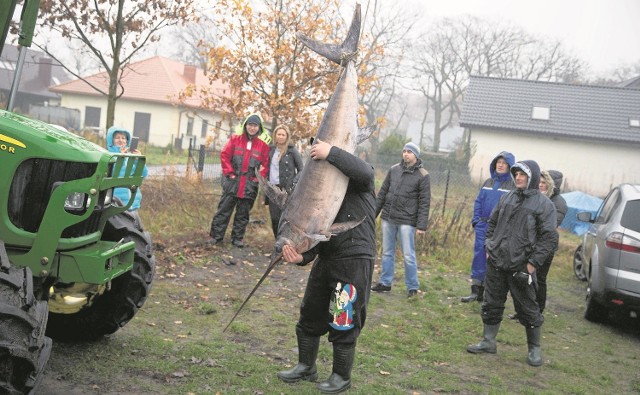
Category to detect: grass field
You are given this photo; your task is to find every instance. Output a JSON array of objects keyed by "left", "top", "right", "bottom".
[{"left": 38, "top": 176, "right": 640, "bottom": 395}]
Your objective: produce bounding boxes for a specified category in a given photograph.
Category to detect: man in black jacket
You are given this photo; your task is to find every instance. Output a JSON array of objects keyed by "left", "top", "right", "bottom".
[
  {"left": 467, "top": 160, "right": 558, "bottom": 367},
  {"left": 371, "top": 142, "right": 431, "bottom": 298},
  {"left": 278, "top": 140, "right": 376, "bottom": 394}
]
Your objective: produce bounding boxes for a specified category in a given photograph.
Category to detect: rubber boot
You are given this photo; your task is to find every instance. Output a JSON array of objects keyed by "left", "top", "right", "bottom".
[
  {"left": 317, "top": 343, "right": 355, "bottom": 394},
  {"left": 461, "top": 285, "right": 480, "bottom": 303},
  {"left": 476, "top": 285, "right": 484, "bottom": 302},
  {"left": 525, "top": 326, "right": 543, "bottom": 367},
  {"left": 277, "top": 328, "right": 320, "bottom": 383},
  {"left": 467, "top": 323, "right": 500, "bottom": 354}
]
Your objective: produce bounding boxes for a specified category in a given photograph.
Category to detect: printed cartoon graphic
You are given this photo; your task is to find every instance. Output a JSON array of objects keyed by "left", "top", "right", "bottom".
[{"left": 329, "top": 282, "right": 357, "bottom": 331}]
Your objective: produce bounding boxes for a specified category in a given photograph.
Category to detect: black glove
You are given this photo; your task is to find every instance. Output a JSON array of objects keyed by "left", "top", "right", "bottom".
[{"left": 512, "top": 271, "right": 532, "bottom": 288}]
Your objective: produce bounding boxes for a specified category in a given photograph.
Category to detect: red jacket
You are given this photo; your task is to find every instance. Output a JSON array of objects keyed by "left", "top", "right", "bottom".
[{"left": 221, "top": 133, "right": 270, "bottom": 199}]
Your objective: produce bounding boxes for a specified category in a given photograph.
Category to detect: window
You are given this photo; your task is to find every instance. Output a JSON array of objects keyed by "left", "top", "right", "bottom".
[
  {"left": 596, "top": 189, "right": 620, "bottom": 224},
  {"left": 84, "top": 106, "right": 101, "bottom": 127},
  {"left": 622, "top": 200, "right": 640, "bottom": 232},
  {"left": 201, "top": 120, "right": 209, "bottom": 138},
  {"left": 629, "top": 119, "right": 640, "bottom": 128},
  {"left": 531, "top": 106, "right": 550, "bottom": 120},
  {"left": 133, "top": 112, "right": 151, "bottom": 143},
  {"left": 186, "top": 116, "right": 194, "bottom": 136}
]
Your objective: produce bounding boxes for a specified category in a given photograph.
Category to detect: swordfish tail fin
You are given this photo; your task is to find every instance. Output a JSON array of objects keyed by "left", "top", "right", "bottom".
[{"left": 296, "top": 4, "right": 361, "bottom": 65}]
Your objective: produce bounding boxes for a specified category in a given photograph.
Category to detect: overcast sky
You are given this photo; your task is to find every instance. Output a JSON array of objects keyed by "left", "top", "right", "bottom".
[{"left": 406, "top": 0, "right": 640, "bottom": 77}]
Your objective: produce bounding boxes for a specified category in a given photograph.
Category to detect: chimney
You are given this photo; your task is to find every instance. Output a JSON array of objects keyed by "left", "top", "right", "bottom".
[
  {"left": 39, "top": 57, "right": 53, "bottom": 87},
  {"left": 183, "top": 65, "right": 196, "bottom": 83}
]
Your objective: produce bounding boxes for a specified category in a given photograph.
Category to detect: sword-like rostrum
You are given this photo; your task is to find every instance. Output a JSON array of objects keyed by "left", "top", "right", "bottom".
[{"left": 225, "top": 4, "right": 373, "bottom": 331}]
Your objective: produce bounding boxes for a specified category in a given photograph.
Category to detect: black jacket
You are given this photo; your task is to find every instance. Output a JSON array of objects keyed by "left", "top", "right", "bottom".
[
  {"left": 375, "top": 159, "right": 431, "bottom": 230},
  {"left": 267, "top": 144, "right": 304, "bottom": 192},
  {"left": 486, "top": 160, "right": 559, "bottom": 271},
  {"left": 548, "top": 170, "right": 568, "bottom": 226},
  {"left": 301, "top": 146, "right": 376, "bottom": 262}
]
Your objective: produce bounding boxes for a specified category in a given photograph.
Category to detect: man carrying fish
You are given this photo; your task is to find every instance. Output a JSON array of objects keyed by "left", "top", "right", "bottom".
[{"left": 278, "top": 139, "right": 376, "bottom": 394}]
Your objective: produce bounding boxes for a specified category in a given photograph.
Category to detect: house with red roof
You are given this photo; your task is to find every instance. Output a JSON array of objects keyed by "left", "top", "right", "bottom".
[{"left": 49, "top": 56, "right": 233, "bottom": 148}]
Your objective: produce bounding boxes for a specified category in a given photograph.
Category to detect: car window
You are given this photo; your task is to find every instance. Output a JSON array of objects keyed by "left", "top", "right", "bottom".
[
  {"left": 621, "top": 199, "right": 640, "bottom": 233},
  {"left": 595, "top": 189, "right": 620, "bottom": 224}
]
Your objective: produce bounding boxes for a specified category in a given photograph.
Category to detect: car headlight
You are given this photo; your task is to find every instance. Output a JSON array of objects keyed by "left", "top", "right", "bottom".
[{"left": 64, "top": 192, "right": 88, "bottom": 211}]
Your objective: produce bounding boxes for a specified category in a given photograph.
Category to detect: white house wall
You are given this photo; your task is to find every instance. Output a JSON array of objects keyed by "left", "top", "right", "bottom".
[
  {"left": 469, "top": 128, "right": 640, "bottom": 197},
  {"left": 59, "top": 93, "right": 227, "bottom": 147}
]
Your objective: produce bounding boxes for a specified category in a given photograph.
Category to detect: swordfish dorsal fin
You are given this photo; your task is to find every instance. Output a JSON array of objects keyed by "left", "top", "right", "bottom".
[
  {"left": 296, "top": 4, "right": 361, "bottom": 65},
  {"left": 256, "top": 172, "right": 289, "bottom": 209}
]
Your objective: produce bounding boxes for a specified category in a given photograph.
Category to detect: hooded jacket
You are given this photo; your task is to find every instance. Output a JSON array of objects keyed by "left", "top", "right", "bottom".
[
  {"left": 472, "top": 151, "right": 515, "bottom": 226},
  {"left": 548, "top": 170, "right": 568, "bottom": 226},
  {"left": 485, "top": 160, "right": 559, "bottom": 271},
  {"left": 375, "top": 158, "right": 431, "bottom": 230},
  {"left": 220, "top": 113, "right": 270, "bottom": 200},
  {"left": 106, "top": 126, "right": 149, "bottom": 210}
]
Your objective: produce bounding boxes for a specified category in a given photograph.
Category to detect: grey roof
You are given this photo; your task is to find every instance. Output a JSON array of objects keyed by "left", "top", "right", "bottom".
[
  {"left": 459, "top": 76, "right": 640, "bottom": 145},
  {"left": 0, "top": 44, "right": 71, "bottom": 97}
]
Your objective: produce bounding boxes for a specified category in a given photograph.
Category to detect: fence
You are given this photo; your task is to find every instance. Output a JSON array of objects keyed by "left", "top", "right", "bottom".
[{"left": 187, "top": 141, "right": 481, "bottom": 213}]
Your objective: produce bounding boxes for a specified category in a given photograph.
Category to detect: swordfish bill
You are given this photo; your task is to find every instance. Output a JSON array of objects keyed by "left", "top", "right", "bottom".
[{"left": 225, "top": 4, "right": 372, "bottom": 331}]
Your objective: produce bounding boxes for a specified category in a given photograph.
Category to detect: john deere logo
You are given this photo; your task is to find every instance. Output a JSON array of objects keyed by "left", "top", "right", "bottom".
[{"left": 0, "top": 133, "right": 26, "bottom": 154}]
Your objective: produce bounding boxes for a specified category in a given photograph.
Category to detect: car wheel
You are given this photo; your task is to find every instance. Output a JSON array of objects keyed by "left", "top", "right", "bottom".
[
  {"left": 584, "top": 276, "right": 608, "bottom": 323},
  {"left": 573, "top": 244, "right": 587, "bottom": 281}
]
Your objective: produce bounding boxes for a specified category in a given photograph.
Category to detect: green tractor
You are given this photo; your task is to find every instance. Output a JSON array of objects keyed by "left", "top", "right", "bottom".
[{"left": 1, "top": 2, "right": 155, "bottom": 393}]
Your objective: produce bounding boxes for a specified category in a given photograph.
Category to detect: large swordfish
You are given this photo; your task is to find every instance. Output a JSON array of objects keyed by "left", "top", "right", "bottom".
[{"left": 224, "top": 3, "right": 373, "bottom": 331}]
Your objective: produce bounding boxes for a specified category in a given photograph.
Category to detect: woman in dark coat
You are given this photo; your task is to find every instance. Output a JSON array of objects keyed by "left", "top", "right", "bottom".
[
  {"left": 537, "top": 170, "right": 567, "bottom": 313},
  {"left": 266, "top": 124, "right": 304, "bottom": 237}
]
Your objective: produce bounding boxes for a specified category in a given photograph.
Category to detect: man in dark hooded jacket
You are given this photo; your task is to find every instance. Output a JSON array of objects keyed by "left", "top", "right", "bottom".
[
  {"left": 467, "top": 160, "right": 558, "bottom": 367},
  {"left": 278, "top": 139, "right": 376, "bottom": 394}
]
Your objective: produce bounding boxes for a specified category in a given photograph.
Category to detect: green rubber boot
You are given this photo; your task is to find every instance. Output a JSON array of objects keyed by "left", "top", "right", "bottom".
[
  {"left": 467, "top": 323, "right": 500, "bottom": 354},
  {"left": 526, "top": 326, "right": 543, "bottom": 367}
]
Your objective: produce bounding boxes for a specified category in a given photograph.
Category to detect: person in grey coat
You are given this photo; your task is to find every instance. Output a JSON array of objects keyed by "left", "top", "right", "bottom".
[{"left": 467, "top": 160, "right": 558, "bottom": 367}]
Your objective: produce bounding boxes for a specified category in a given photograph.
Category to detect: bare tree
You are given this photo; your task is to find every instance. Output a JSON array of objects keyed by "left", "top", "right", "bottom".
[
  {"left": 590, "top": 61, "right": 640, "bottom": 86},
  {"left": 162, "top": 8, "right": 218, "bottom": 70},
  {"left": 38, "top": 0, "right": 195, "bottom": 129},
  {"left": 408, "top": 16, "right": 586, "bottom": 152},
  {"left": 356, "top": 0, "right": 422, "bottom": 153},
  {"left": 409, "top": 19, "right": 466, "bottom": 152}
]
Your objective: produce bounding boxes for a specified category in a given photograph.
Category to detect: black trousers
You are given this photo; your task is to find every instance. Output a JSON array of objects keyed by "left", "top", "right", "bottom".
[
  {"left": 536, "top": 254, "right": 554, "bottom": 313},
  {"left": 481, "top": 258, "right": 544, "bottom": 327},
  {"left": 297, "top": 257, "right": 373, "bottom": 345},
  {"left": 268, "top": 201, "right": 282, "bottom": 237},
  {"left": 210, "top": 192, "right": 255, "bottom": 242}
]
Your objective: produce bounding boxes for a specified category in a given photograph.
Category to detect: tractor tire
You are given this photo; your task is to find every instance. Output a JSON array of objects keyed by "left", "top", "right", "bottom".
[
  {"left": 0, "top": 265, "right": 52, "bottom": 394},
  {"left": 46, "top": 210, "right": 156, "bottom": 342}
]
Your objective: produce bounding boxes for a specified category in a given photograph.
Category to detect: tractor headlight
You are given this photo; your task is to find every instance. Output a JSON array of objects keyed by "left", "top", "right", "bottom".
[{"left": 64, "top": 192, "right": 88, "bottom": 211}]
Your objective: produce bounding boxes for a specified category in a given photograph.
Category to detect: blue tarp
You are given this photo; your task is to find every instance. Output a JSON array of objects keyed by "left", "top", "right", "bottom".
[{"left": 559, "top": 191, "right": 603, "bottom": 236}]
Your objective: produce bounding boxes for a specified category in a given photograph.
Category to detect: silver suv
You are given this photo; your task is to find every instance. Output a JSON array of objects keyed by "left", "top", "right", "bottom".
[{"left": 576, "top": 183, "right": 640, "bottom": 322}]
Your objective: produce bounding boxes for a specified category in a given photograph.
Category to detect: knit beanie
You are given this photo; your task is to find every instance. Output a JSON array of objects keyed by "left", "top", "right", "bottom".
[
  {"left": 403, "top": 142, "right": 420, "bottom": 158},
  {"left": 245, "top": 114, "right": 261, "bottom": 125}
]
